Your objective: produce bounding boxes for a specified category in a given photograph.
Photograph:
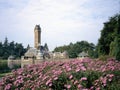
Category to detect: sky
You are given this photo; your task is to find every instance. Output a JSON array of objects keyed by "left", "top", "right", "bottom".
[{"left": 0, "top": 0, "right": 119, "bottom": 51}]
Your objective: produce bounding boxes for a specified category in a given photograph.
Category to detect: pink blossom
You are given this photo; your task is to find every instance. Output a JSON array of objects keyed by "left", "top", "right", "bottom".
[
  {"left": 77, "top": 84, "right": 82, "bottom": 89},
  {"left": 54, "top": 77, "right": 58, "bottom": 80},
  {"left": 32, "top": 88, "right": 35, "bottom": 90},
  {"left": 0, "top": 59, "right": 120, "bottom": 89},
  {"left": 69, "top": 75, "right": 73, "bottom": 79},
  {"left": 46, "top": 79, "right": 52, "bottom": 85},
  {"left": 66, "top": 85, "right": 71, "bottom": 89},
  {"left": 81, "top": 66, "right": 86, "bottom": 71},
  {"left": 96, "top": 87, "right": 100, "bottom": 90},
  {"left": 75, "top": 68, "right": 80, "bottom": 72},
  {"left": 67, "top": 67, "right": 71, "bottom": 71},
  {"left": 49, "top": 83, "right": 52, "bottom": 87},
  {"left": 80, "top": 77, "right": 87, "bottom": 81},
  {"left": 102, "top": 77, "right": 107, "bottom": 84},
  {"left": 74, "top": 80, "right": 78, "bottom": 85},
  {"left": 5, "top": 84, "right": 12, "bottom": 90}
]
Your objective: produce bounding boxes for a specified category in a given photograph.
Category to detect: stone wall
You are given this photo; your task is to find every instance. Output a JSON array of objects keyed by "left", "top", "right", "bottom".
[
  {"left": 21, "top": 59, "right": 44, "bottom": 68},
  {"left": 8, "top": 59, "right": 21, "bottom": 69},
  {"left": 8, "top": 57, "right": 69, "bottom": 68}
]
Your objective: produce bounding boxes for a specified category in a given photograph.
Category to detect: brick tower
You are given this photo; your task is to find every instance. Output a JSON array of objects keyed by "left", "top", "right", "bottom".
[{"left": 34, "top": 25, "right": 41, "bottom": 49}]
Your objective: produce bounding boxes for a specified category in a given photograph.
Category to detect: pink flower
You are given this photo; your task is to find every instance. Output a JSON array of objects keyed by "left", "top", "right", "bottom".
[
  {"left": 74, "top": 80, "right": 78, "bottom": 85},
  {"left": 96, "top": 87, "right": 100, "bottom": 90},
  {"left": 81, "top": 66, "right": 86, "bottom": 71},
  {"left": 66, "top": 85, "right": 71, "bottom": 89},
  {"left": 107, "top": 74, "right": 114, "bottom": 78},
  {"left": 46, "top": 79, "right": 52, "bottom": 85},
  {"left": 75, "top": 68, "right": 80, "bottom": 72},
  {"left": 102, "top": 77, "right": 107, "bottom": 84},
  {"left": 32, "top": 88, "right": 35, "bottom": 90},
  {"left": 80, "top": 77, "right": 87, "bottom": 81},
  {"left": 67, "top": 67, "right": 71, "bottom": 71},
  {"left": 49, "top": 83, "right": 52, "bottom": 87},
  {"left": 77, "top": 84, "right": 82, "bottom": 89},
  {"left": 82, "top": 89, "right": 88, "bottom": 90},
  {"left": 5, "top": 84, "right": 12, "bottom": 90},
  {"left": 69, "top": 75, "right": 73, "bottom": 79},
  {"left": 54, "top": 77, "right": 58, "bottom": 80}
]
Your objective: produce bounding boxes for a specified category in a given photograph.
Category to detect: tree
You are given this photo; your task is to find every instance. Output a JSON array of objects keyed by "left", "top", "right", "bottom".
[
  {"left": 3, "top": 37, "right": 10, "bottom": 59},
  {"left": 0, "top": 42, "right": 3, "bottom": 58},
  {"left": 3, "top": 37, "right": 9, "bottom": 48},
  {"left": 114, "top": 37, "right": 120, "bottom": 60},
  {"left": 97, "top": 14, "right": 120, "bottom": 58},
  {"left": 9, "top": 41, "right": 15, "bottom": 55},
  {"left": 44, "top": 43, "right": 49, "bottom": 51},
  {"left": 15, "top": 43, "right": 25, "bottom": 57},
  {"left": 109, "top": 41, "right": 115, "bottom": 56},
  {"left": 27, "top": 44, "right": 30, "bottom": 50},
  {"left": 113, "top": 15, "right": 120, "bottom": 60},
  {"left": 53, "top": 41, "right": 95, "bottom": 58},
  {"left": 0, "top": 37, "right": 26, "bottom": 59}
]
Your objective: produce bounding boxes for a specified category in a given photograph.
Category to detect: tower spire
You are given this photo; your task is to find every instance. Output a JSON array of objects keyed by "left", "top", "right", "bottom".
[{"left": 34, "top": 25, "right": 41, "bottom": 49}]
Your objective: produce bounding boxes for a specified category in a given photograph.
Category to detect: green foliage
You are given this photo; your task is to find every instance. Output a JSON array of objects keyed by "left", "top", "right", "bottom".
[
  {"left": 114, "top": 37, "right": 120, "bottom": 61},
  {"left": 44, "top": 43, "right": 49, "bottom": 51},
  {"left": 0, "top": 60, "right": 21, "bottom": 74},
  {"left": 0, "top": 60, "right": 10, "bottom": 73},
  {"left": 101, "top": 71, "right": 120, "bottom": 90},
  {"left": 72, "top": 71, "right": 102, "bottom": 88},
  {"left": 52, "top": 73, "right": 68, "bottom": 90},
  {"left": 52, "top": 71, "right": 103, "bottom": 89},
  {"left": 97, "top": 14, "right": 120, "bottom": 59},
  {"left": 109, "top": 41, "right": 116, "bottom": 56},
  {"left": 99, "top": 55, "right": 112, "bottom": 61},
  {"left": 54, "top": 41, "right": 96, "bottom": 58},
  {"left": 0, "top": 37, "right": 27, "bottom": 59}
]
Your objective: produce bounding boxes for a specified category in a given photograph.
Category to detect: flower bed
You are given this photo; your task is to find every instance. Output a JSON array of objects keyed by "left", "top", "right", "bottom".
[{"left": 0, "top": 58, "right": 120, "bottom": 90}]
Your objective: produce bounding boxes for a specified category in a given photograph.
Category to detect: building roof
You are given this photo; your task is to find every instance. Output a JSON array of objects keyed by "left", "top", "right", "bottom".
[
  {"left": 78, "top": 51, "right": 88, "bottom": 57},
  {"left": 8, "top": 55, "right": 15, "bottom": 59},
  {"left": 34, "top": 25, "right": 41, "bottom": 31},
  {"left": 25, "top": 47, "right": 37, "bottom": 57}
]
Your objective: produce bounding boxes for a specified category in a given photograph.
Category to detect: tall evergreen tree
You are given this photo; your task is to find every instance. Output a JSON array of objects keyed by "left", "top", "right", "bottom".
[
  {"left": 27, "top": 44, "right": 30, "bottom": 50},
  {"left": 0, "top": 38, "right": 26, "bottom": 59},
  {"left": 44, "top": 43, "right": 49, "bottom": 51},
  {"left": 0, "top": 42, "right": 3, "bottom": 58}
]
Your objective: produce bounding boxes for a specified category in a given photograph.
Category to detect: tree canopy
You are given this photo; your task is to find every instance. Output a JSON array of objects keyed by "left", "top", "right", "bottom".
[
  {"left": 0, "top": 37, "right": 26, "bottom": 59},
  {"left": 97, "top": 14, "right": 120, "bottom": 60},
  {"left": 54, "top": 41, "right": 96, "bottom": 58}
]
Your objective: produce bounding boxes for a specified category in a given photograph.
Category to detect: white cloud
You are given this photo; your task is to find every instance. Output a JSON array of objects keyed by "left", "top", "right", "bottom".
[{"left": 0, "top": 0, "right": 119, "bottom": 50}]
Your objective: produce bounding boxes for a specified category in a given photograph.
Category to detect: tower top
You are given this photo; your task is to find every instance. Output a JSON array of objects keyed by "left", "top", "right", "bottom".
[
  {"left": 34, "top": 25, "right": 41, "bottom": 31},
  {"left": 34, "top": 24, "right": 41, "bottom": 49}
]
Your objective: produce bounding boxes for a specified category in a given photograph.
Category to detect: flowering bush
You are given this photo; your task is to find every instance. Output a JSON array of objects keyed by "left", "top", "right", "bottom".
[{"left": 0, "top": 58, "right": 120, "bottom": 90}]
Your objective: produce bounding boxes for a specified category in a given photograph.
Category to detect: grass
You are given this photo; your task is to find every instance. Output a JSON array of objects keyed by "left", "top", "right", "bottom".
[
  {"left": 0, "top": 60, "right": 10, "bottom": 78},
  {"left": 0, "top": 60, "right": 10, "bottom": 73},
  {"left": 0, "top": 59, "right": 21, "bottom": 78},
  {"left": 0, "top": 72, "right": 12, "bottom": 78}
]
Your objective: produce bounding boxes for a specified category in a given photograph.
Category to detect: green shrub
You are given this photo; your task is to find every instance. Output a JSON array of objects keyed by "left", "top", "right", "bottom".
[
  {"left": 0, "top": 60, "right": 10, "bottom": 73},
  {"left": 99, "top": 55, "right": 113, "bottom": 61},
  {"left": 52, "top": 73, "right": 68, "bottom": 90},
  {"left": 72, "top": 71, "right": 102, "bottom": 88}
]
